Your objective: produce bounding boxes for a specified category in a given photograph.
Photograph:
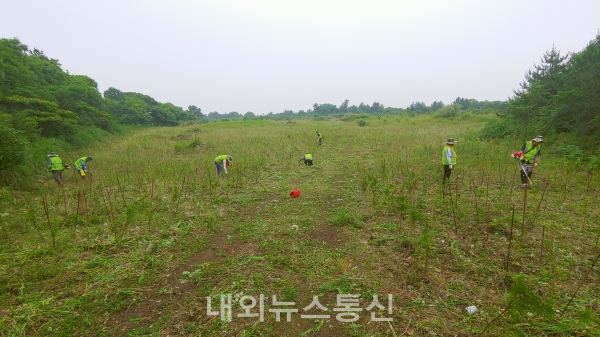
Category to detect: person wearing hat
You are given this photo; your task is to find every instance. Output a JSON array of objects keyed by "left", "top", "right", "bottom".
[
  {"left": 214, "top": 154, "right": 233, "bottom": 175},
  {"left": 316, "top": 131, "right": 323, "bottom": 145},
  {"left": 518, "top": 136, "right": 543, "bottom": 188},
  {"left": 47, "top": 153, "right": 65, "bottom": 185},
  {"left": 442, "top": 138, "right": 458, "bottom": 183},
  {"left": 299, "top": 153, "right": 313, "bottom": 166},
  {"left": 74, "top": 156, "right": 92, "bottom": 179}
]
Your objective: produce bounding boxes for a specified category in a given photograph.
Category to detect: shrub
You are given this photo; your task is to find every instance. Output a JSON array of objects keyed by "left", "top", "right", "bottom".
[
  {"left": 357, "top": 119, "right": 367, "bottom": 127},
  {"left": 339, "top": 114, "right": 359, "bottom": 122},
  {"left": 481, "top": 117, "right": 515, "bottom": 139},
  {"left": 434, "top": 104, "right": 462, "bottom": 118},
  {"left": 0, "top": 123, "right": 30, "bottom": 172},
  {"left": 555, "top": 144, "right": 585, "bottom": 164},
  {"left": 588, "top": 150, "right": 600, "bottom": 170}
]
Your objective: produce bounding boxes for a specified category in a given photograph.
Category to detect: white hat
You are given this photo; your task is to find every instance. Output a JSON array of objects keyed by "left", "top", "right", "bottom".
[
  {"left": 445, "top": 138, "right": 457, "bottom": 145},
  {"left": 532, "top": 136, "right": 544, "bottom": 142}
]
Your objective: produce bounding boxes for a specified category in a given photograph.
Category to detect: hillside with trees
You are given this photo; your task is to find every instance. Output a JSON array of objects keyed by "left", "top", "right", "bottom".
[{"left": 0, "top": 38, "right": 199, "bottom": 184}]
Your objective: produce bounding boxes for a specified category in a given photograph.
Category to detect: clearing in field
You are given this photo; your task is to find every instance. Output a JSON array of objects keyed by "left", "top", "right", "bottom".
[{"left": 1, "top": 115, "right": 599, "bottom": 336}]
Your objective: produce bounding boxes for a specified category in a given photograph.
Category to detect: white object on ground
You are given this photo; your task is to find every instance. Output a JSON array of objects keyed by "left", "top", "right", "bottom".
[{"left": 465, "top": 306, "right": 477, "bottom": 314}]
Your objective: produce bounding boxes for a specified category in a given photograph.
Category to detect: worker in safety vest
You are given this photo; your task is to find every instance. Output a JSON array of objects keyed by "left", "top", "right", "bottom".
[
  {"left": 47, "top": 153, "right": 66, "bottom": 185},
  {"left": 316, "top": 131, "right": 323, "bottom": 145},
  {"left": 299, "top": 153, "right": 313, "bottom": 166},
  {"left": 214, "top": 155, "right": 232, "bottom": 175},
  {"left": 442, "top": 138, "right": 458, "bottom": 183},
  {"left": 74, "top": 156, "right": 92, "bottom": 179},
  {"left": 518, "top": 136, "right": 543, "bottom": 188}
]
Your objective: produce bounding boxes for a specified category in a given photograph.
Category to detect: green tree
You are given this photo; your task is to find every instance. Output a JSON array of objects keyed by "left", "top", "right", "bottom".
[
  {"left": 75, "top": 102, "right": 112, "bottom": 129},
  {"left": 0, "top": 38, "right": 48, "bottom": 99},
  {"left": 0, "top": 113, "right": 30, "bottom": 171},
  {"left": 358, "top": 102, "right": 371, "bottom": 113},
  {"left": 117, "top": 97, "right": 151, "bottom": 125},
  {"left": 409, "top": 101, "right": 428, "bottom": 114},
  {"left": 452, "top": 97, "right": 473, "bottom": 110},
  {"left": 549, "top": 37, "right": 600, "bottom": 140},
  {"left": 313, "top": 103, "right": 337, "bottom": 115},
  {"left": 370, "top": 102, "right": 384, "bottom": 113},
  {"left": 339, "top": 99, "right": 349, "bottom": 113},
  {"left": 508, "top": 47, "right": 568, "bottom": 135},
  {"left": 103, "top": 87, "right": 125, "bottom": 101},
  {"left": 0, "top": 95, "right": 78, "bottom": 138},
  {"left": 150, "top": 104, "right": 177, "bottom": 126},
  {"left": 187, "top": 105, "right": 203, "bottom": 119},
  {"left": 430, "top": 101, "right": 444, "bottom": 111}
]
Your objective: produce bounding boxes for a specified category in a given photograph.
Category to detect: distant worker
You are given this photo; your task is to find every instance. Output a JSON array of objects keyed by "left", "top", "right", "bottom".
[
  {"left": 47, "top": 153, "right": 67, "bottom": 185},
  {"left": 442, "top": 138, "right": 457, "bottom": 183},
  {"left": 214, "top": 155, "right": 233, "bottom": 175},
  {"left": 74, "top": 156, "right": 92, "bottom": 179},
  {"left": 316, "top": 131, "right": 323, "bottom": 145},
  {"left": 299, "top": 153, "right": 313, "bottom": 166},
  {"left": 518, "top": 136, "right": 543, "bottom": 188}
]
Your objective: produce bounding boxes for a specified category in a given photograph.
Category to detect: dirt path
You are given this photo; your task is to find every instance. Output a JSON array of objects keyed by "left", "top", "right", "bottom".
[{"left": 107, "top": 231, "right": 232, "bottom": 336}]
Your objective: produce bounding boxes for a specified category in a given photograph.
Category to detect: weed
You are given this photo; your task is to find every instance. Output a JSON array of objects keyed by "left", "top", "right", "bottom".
[{"left": 330, "top": 207, "right": 363, "bottom": 229}]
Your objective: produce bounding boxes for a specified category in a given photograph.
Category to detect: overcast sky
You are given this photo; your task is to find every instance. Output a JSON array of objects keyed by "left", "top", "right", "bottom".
[{"left": 1, "top": 0, "right": 599, "bottom": 114}]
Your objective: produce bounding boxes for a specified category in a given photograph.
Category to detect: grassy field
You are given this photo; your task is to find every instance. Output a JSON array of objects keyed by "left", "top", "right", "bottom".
[{"left": 1, "top": 114, "right": 599, "bottom": 336}]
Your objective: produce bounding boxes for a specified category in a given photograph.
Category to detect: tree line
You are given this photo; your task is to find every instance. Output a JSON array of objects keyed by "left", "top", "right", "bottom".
[
  {"left": 207, "top": 97, "right": 507, "bottom": 121},
  {"left": 482, "top": 34, "right": 600, "bottom": 154},
  {"left": 0, "top": 38, "right": 201, "bottom": 184}
]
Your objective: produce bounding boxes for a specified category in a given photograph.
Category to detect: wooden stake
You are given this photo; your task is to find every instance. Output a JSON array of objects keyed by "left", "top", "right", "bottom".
[{"left": 506, "top": 205, "right": 515, "bottom": 271}]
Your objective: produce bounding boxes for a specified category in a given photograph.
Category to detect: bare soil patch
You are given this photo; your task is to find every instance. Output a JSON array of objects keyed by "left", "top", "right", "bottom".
[
  {"left": 308, "top": 225, "right": 341, "bottom": 248},
  {"left": 107, "top": 230, "right": 257, "bottom": 336}
]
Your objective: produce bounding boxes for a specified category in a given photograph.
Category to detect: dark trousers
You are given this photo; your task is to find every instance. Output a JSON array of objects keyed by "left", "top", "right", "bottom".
[
  {"left": 214, "top": 162, "right": 224, "bottom": 175},
  {"left": 520, "top": 171, "right": 533, "bottom": 184},
  {"left": 52, "top": 170, "right": 63, "bottom": 185},
  {"left": 443, "top": 165, "right": 452, "bottom": 180},
  {"left": 519, "top": 161, "right": 534, "bottom": 184},
  {"left": 304, "top": 159, "right": 313, "bottom": 166},
  {"left": 318, "top": 138, "right": 322, "bottom": 145}
]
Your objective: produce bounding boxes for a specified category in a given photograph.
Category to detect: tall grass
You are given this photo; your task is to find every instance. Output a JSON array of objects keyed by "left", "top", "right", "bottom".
[{"left": 0, "top": 115, "right": 598, "bottom": 336}]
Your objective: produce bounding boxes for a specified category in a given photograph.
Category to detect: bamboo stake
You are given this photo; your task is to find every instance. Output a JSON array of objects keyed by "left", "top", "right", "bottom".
[
  {"left": 506, "top": 205, "right": 515, "bottom": 271},
  {"left": 521, "top": 186, "right": 528, "bottom": 235},
  {"left": 561, "top": 251, "right": 600, "bottom": 317},
  {"left": 42, "top": 195, "right": 56, "bottom": 250},
  {"left": 449, "top": 187, "right": 458, "bottom": 235}
]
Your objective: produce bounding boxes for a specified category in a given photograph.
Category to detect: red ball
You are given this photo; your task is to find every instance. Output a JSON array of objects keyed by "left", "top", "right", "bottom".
[{"left": 290, "top": 189, "right": 301, "bottom": 198}]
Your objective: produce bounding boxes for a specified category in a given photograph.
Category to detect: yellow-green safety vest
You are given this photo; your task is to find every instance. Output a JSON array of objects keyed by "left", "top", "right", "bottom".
[
  {"left": 441, "top": 146, "right": 457, "bottom": 165},
  {"left": 74, "top": 157, "right": 88, "bottom": 170},
  {"left": 214, "top": 155, "right": 228, "bottom": 162},
  {"left": 49, "top": 156, "right": 63, "bottom": 171},
  {"left": 522, "top": 141, "right": 540, "bottom": 163},
  {"left": 305, "top": 154, "right": 313, "bottom": 160}
]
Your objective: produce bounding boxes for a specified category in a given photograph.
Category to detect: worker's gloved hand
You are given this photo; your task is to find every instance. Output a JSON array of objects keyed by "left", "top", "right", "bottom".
[
  {"left": 534, "top": 162, "right": 538, "bottom": 167},
  {"left": 449, "top": 165, "right": 453, "bottom": 170}
]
